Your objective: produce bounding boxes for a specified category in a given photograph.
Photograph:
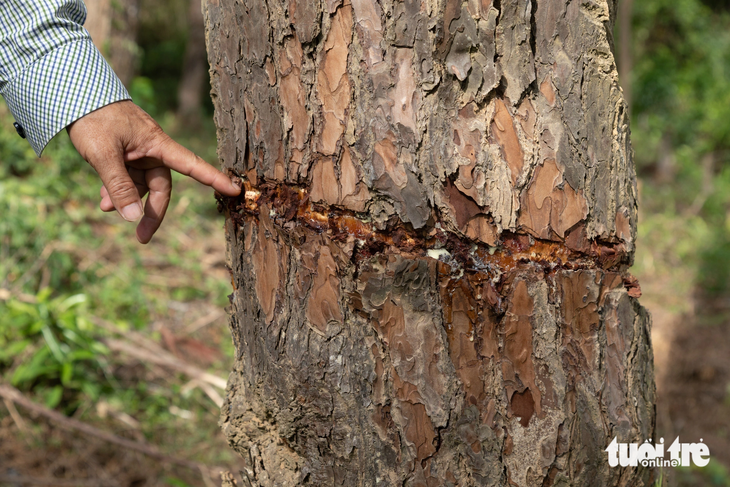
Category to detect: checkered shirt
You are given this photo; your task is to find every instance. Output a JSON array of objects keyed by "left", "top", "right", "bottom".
[{"left": 0, "top": 0, "right": 130, "bottom": 155}]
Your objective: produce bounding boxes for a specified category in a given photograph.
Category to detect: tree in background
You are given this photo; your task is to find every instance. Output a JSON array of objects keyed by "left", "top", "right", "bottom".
[
  {"left": 84, "top": 0, "right": 112, "bottom": 55},
  {"left": 627, "top": 0, "right": 730, "bottom": 298},
  {"left": 97, "top": 0, "right": 212, "bottom": 121},
  {"left": 177, "top": 0, "right": 208, "bottom": 123},
  {"left": 629, "top": 0, "right": 730, "bottom": 186},
  {"left": 205, "top": 0, "right": 655, "bottom": 484},
  {"left": 84, "top": 0, "right": 140, "bottom": 87}
]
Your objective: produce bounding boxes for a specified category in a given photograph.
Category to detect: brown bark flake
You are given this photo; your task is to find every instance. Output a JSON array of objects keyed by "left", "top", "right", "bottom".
[
  {"left": 278, "top": 35, "right": 309, "bottom": 153},
  {"left": 389, "top": 48, "right": 418, "bottom": 135},
  {"left": 339, "top": 147, "right": 370, "bottom": 211},
  {"left": 502, "top": 279, "right": 541, "bottom": 422},
  {"left": 492, "top": 98, "right": 525, "bottom": 187},
  {"left": 310, "top": 157, "right": 340, "bottom": 206},
  {"left": 452, "top": 102, "right": 485, "bottom": 204},
  {"left": 305, "top": 243, "right": 343, "bottom": 334},
  {"left": 317, "top": 4, "right": 352, "bottom": 155},
  {"left": 559, "top": 270, "right": 601, "bottom": 369},
  {"left": 373, "top": 137, "right": 408, "bottom": 189},
  {"left": 602, "top": 288, "right": 633, "bottom": 435},
  {"left": 518, "top": 159, "right": 589, "bottom": 240},
  {"left": 351, "top": 0, "right": 384, "bottom": 67},
  {"left": 311, "top": 149, "right": 370, "bottom": 210},
  {"left": 251, "top": 206, "right": 282, "bottom": 324},
  {"left": 443, "top": 277, "right": 485, "bottom": 409},
  {"left": 465, "top": 216, "right": 499, "bottom": 246},
  {"left": 289, "top": 0, "right": 319, "bottom": 44},
  {"left": 399, "top": 399, "right": 437, "bottom": 462},
  {"left": 539, "top": 76, "right": 557, "bottom": 107}
]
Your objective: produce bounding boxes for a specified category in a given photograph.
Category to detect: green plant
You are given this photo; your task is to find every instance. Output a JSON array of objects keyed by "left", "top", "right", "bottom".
[
  {"left": 675, "top": 459, "right": 730, "bottom": 486},
  {"left": 654, "top": 468, "right": 665, "bottom": 487},
  {"left": 0, "top": 290, "right": 111, "bottom": 410},
  {"left": 0, "top": 99, "right": 237, "bottom": 471}
]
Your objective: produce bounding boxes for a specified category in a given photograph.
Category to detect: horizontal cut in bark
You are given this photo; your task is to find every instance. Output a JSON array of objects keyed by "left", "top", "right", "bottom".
[{"left": 218, "top": 179, "right": 636, "bottom": 301}]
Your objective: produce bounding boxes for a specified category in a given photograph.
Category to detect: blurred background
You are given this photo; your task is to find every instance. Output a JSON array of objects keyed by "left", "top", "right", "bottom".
[
  {"left": 1, "top": 0, "right": 730, "bottom": 485},
  {"left": 617, "top": 0, "right": 730, "bottom": 484},
  {"left": 0, "top": 0, "right": 246, "bottom": 486}
]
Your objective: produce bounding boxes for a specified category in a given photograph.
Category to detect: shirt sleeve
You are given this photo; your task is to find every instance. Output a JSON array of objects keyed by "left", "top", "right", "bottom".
[{"left": 0, "top": 0, "right": 130, "bottom": 156}]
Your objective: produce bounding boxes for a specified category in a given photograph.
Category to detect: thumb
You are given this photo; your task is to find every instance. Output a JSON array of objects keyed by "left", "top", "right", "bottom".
[{"left": 94, "top": 158, "right": 144, "bottom": 222}]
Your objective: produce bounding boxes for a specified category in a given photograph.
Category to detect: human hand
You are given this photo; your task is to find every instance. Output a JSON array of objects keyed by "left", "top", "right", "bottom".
[{"left": 67, "top": 100, "right": 241, "bottom": 243}]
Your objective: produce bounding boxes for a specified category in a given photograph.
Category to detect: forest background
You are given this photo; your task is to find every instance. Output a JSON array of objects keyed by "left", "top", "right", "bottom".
[{"left": 1, "top": 0, "right": 730, "bottom": 485}]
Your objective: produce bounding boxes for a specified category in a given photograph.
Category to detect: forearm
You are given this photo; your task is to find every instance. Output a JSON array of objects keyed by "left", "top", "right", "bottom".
[{"left": 0, "top": 0, "right": 130, "bottom": 155}]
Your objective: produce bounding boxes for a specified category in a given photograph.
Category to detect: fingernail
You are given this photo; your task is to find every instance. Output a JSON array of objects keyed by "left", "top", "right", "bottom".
[
  {"left": 121, "top": 202, "right": 143, "bottom": 221},
  {"left": 232, "top": 181, "right": 241, "bottom": 192}
]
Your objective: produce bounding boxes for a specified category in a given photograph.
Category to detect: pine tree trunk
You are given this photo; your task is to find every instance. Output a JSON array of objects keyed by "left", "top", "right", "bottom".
[{"left": 204, "top": 0, "right": 655, "bottom": 485}]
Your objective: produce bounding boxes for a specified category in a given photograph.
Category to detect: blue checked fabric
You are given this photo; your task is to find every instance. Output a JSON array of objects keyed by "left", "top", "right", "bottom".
[{"left": 0, "top": 0, "right": 130, "bottom": 155}]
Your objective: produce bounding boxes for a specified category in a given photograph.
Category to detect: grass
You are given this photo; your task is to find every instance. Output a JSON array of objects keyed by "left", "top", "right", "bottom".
[
  {"left": 673, "top": 460, "right": 730, "bottom": 486},
  {"left": 0, "top": 101, "right": 240, "bottom": 484}
]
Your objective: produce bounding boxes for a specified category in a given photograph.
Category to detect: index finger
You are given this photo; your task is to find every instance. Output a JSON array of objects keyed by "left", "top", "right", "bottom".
[{"left": 145, "top": 136, "right": 241, "bottom": 196}]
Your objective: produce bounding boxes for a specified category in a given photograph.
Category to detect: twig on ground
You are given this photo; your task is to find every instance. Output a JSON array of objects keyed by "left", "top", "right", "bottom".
[
  {"left": 78, "top": 238, "right": 115, "bottom": 272},
  {"left": 3, "top": 397, "right": 28, "bottom": 433},
  {"left": 0, "top": 383, "right": 211, "bottom": 473},
  {"left": 90, "top": 316, "right": 228, "bottom": 391},
  {"left": 103, "top": 339, "right": 228, "bottom": 403},
  {"left": 182, "top": 379, "right": 224, "bottom": 408},
  {"left": 173, "top": 230, "right": 195, "bottom": 248},
  {"left": 182, "top": 309, "right": 226, "bottom": 336},
  {"left": 9, "top": 243, "right": 56, "bottom": 294},
  {"left": 144, "top": 275, "right": 195, "bottom": 288},
  {"left": 0, "top": 474, "right": 104, "bottom": 486},
  {"left": 0, "top": 288, "right": 39, "bottom": 304}
]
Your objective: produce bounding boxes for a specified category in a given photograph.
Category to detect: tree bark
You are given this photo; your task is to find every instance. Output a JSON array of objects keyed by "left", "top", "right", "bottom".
[{"left": 204, "top": 0, "right": 655, "bottom": 485}]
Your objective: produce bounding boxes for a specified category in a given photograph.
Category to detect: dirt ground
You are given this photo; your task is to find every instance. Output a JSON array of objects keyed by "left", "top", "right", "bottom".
[
  {"left": 0, "top": 221, "right": 246, "bottom": 487},
  {"left": 0, "top": 423, "right": 208, "bottom": 487},
  {"left": 0, "top": 315, "right": 247, "bottom": 487},
  {"left": 0, "top": 314, "right": 244, "bottom": 487},
  {"left": 644, "top": 286, "right": 730, "bottom": 486}
]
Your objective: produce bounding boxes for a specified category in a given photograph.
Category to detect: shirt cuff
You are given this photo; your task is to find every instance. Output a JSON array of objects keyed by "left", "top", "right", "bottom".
[{"left": 2, "top": 38, "right": 130, "bottom": 156}]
